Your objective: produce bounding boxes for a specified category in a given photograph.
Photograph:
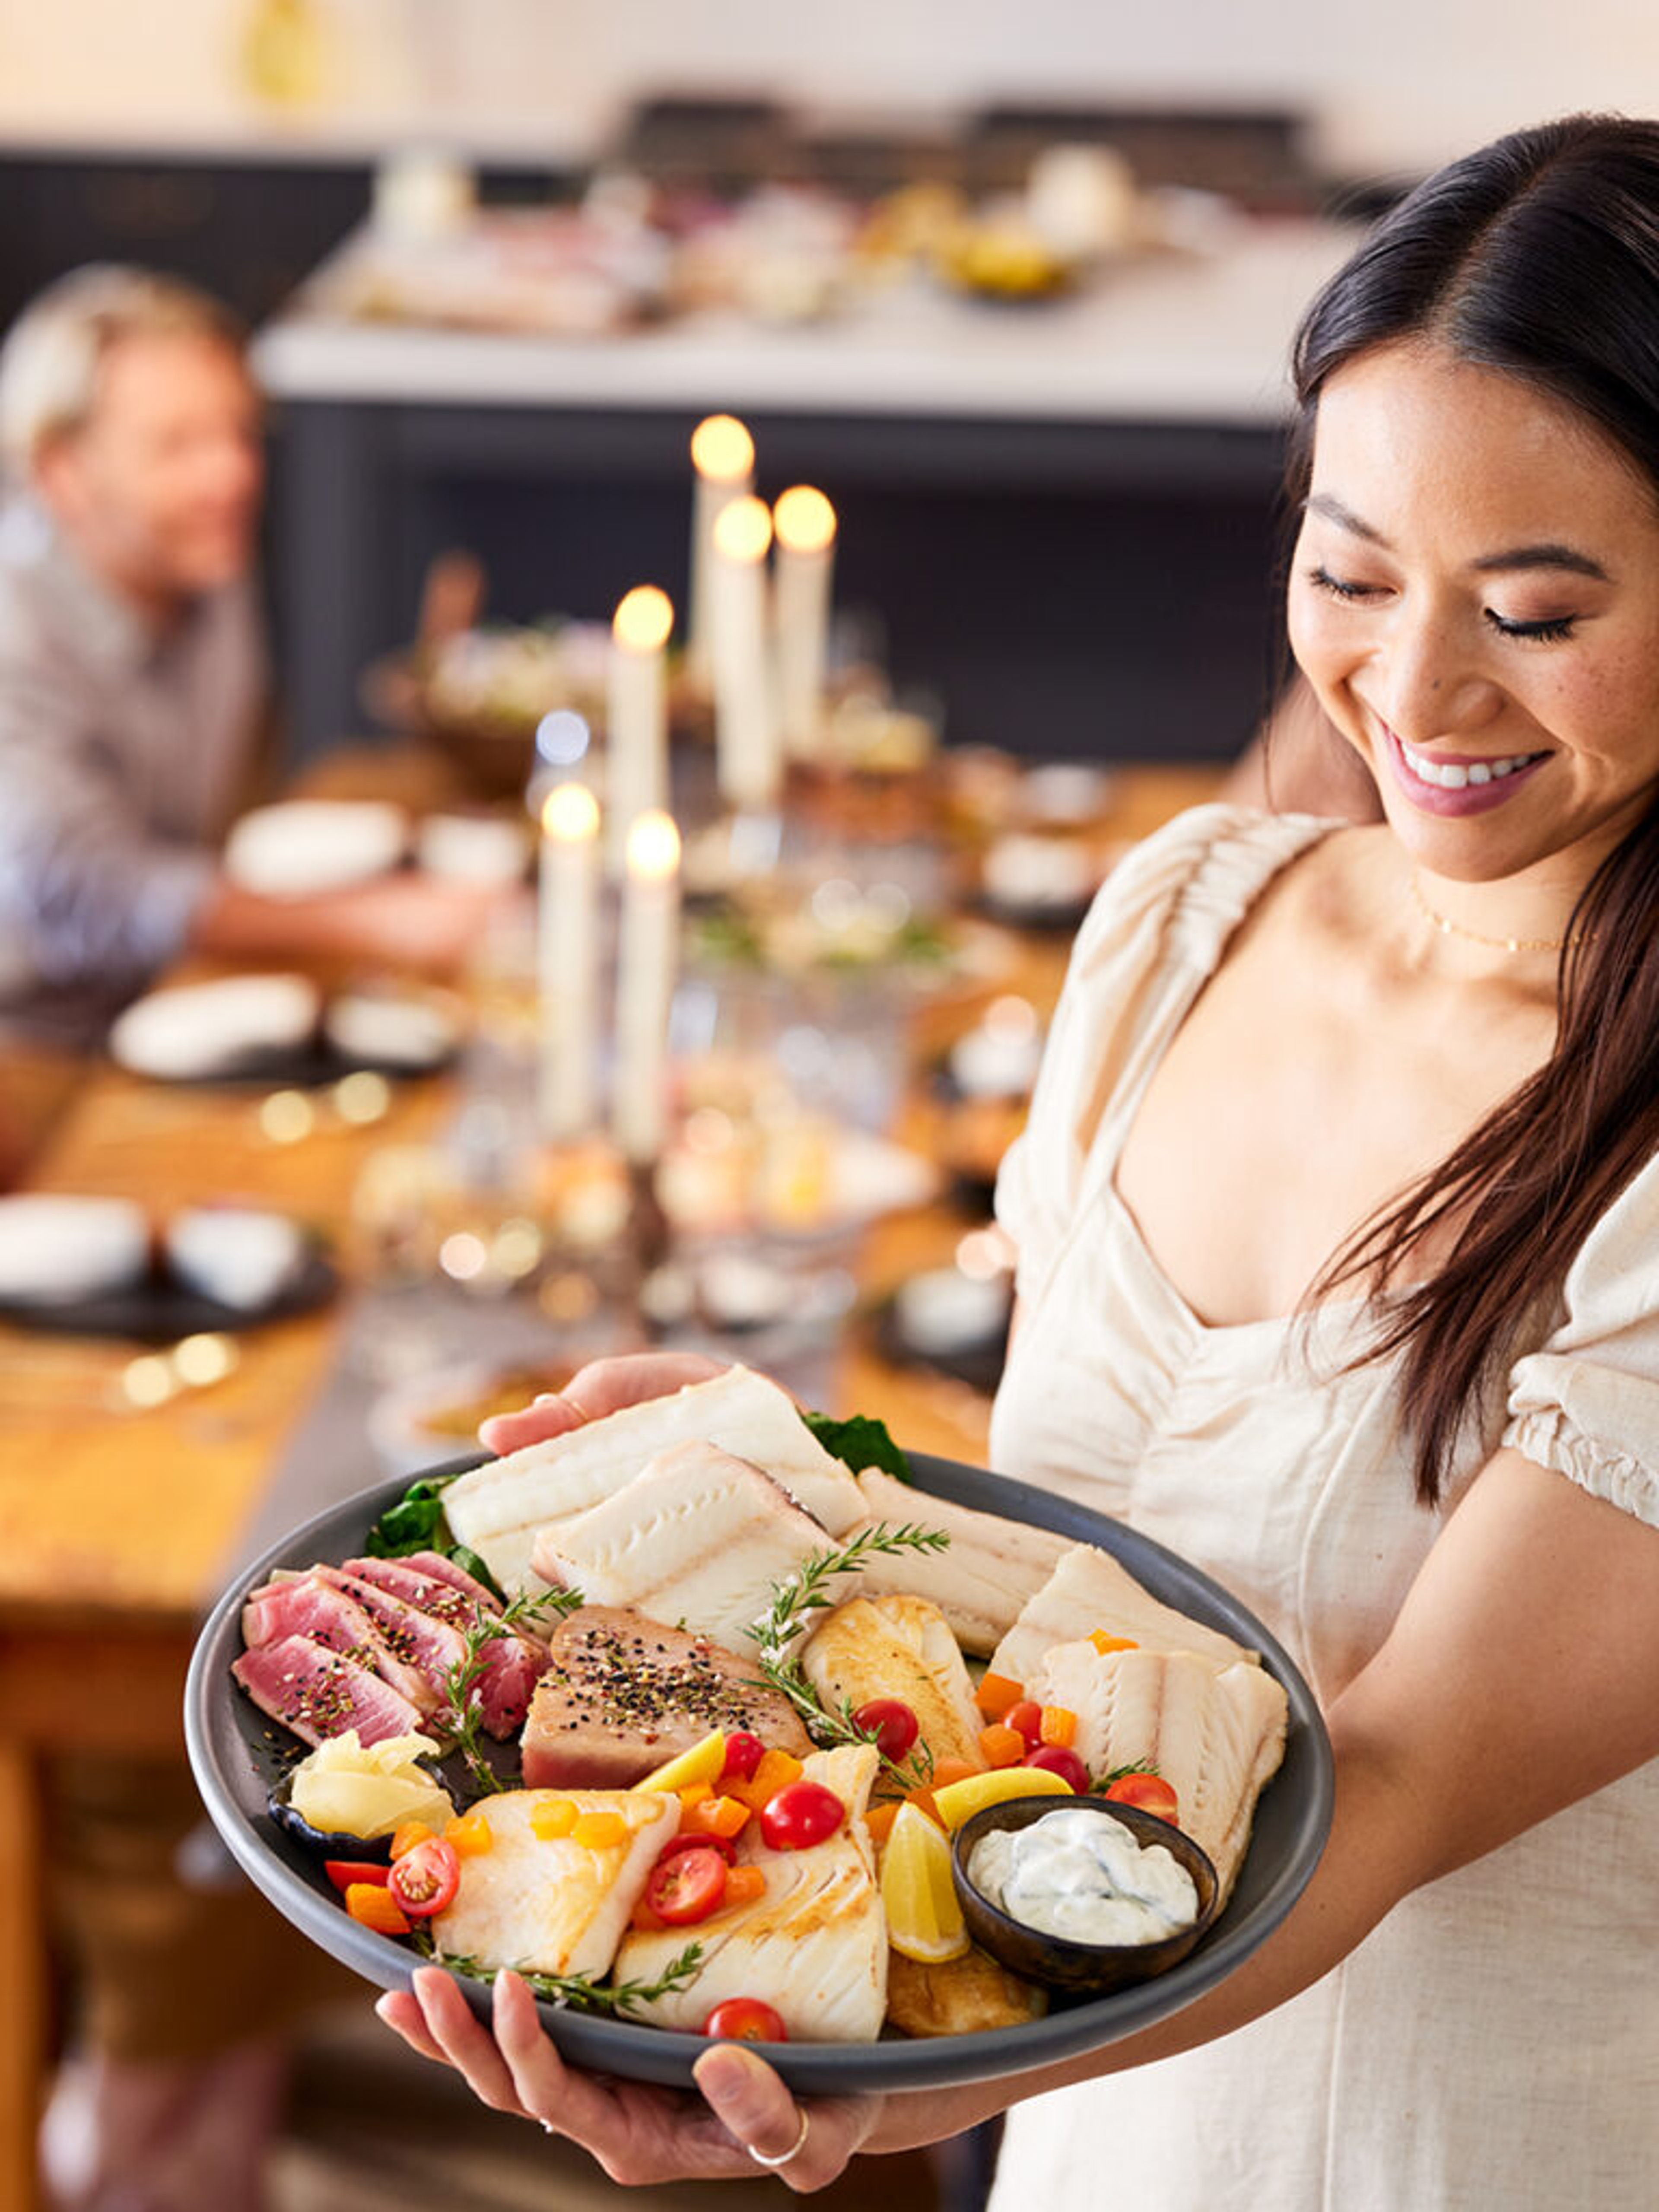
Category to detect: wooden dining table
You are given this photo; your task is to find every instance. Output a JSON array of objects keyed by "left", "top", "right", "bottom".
[{"left": 0, "top": 755, "right": 1222, "bottom": 2210}]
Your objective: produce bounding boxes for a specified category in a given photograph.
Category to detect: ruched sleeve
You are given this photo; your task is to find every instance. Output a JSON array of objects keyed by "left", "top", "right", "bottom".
[
  {"left": 1503, "top": 1152, "right": 1659, "bottom": 1527},
  {"left": 994, "top": 802, "right": 1335, "bottom": 1306}
]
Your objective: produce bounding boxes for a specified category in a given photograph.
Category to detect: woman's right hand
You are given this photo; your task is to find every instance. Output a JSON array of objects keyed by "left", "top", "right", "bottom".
[{"left": 478, "top": 1352, "right": 731, "bottom": 1457}]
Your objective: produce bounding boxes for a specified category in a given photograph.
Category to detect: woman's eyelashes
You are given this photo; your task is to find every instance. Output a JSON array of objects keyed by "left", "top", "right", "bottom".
[{"left": 1302, "top": 565, "right": 1580, "bottom": 643}]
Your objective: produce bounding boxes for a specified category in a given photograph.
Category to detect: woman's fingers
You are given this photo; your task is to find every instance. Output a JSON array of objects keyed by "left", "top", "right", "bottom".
[
  {"left": 693, "top": 2045, "right": 880, "bottom": 2190},
  {"left": 478, "top": 1392, "right": 585, "bottom": 1456},
  {"left": 478, "top": 1353, "right": 729, "bottom": 1456},
  {"left": 374, "top": 1988, "right": 447, "bottom": 2065},
  {"left": 409, "top": 1967, "right": 532, "bottom": 2117}
]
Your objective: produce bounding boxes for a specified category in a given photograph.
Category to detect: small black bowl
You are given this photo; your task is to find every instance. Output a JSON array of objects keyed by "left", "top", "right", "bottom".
[
  {"left": 951, "top": 1796, "right": 1220, "bottom": 1996},
  {"left": 267, "top": 1776, "right": 393, "bottom": 1866}
]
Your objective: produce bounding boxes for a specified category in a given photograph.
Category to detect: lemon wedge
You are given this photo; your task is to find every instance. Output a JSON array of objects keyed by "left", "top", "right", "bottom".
[
  {"left": 931, "top": 1765, "right": 1073, "bottom": 1833},
  {"left": 880, "top": 1802, "right": 970, "bottom": 1964},
  {"left": 631, "top": 1730, "right": 726, "bottom": 1796}
]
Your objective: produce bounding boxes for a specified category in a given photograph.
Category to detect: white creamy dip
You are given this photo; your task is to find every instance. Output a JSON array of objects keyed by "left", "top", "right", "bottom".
[{"left": 969, "top": 1806, "right": 1199, "bottom": 1946}]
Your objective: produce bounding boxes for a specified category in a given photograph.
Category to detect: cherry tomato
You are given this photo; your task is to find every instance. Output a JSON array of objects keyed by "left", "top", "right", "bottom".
[
  {"left": 1104, "top": 1773, "right": 1181, "bottom": 1825},
  {"left": 720, "top": 1731, "right": 767, "bottom": 1783},
  {"left": 1005, "top": 1700, "right": 1045, "bottom": 1746},
  {"left": 657, "top": 1830, "right": 738, "bottom": 1868},
  {"left": 645, "top": 1843, "right": 729, "bottom": 1925},
  {"left": 702, "top": 1997, "right": 787, "bottom": 2043},
  {"left": 324, "top": 1860, "right": 391, "bottom": 1893},
  {"left": 759, "top": 1780, "right": 846, "bottom": 1851},
  {"left": 1023, "top": 1745, "right": 1090, "bottom": 1794},
  {"left": 851, "top": 1697, "right": 920, "bottom": 1763},
  {"left": 386, "top": 1838, "right": 460, "bottom": 1921}
]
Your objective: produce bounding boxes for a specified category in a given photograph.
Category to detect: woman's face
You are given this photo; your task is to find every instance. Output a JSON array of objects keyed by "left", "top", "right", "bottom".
[{"left": 1288, "top": 337, "right": 1659, "bottom": 889}]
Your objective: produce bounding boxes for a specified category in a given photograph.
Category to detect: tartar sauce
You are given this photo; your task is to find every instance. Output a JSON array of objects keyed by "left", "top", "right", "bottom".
[{"left": 969, "top": 1806, "right": 1198, "bottom": 1946}]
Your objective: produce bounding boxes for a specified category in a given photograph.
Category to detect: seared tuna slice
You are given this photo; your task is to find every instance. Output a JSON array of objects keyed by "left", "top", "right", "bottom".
[
  {"left": 232, "top": 1634, "right": 423, "bottom": 1748},
  {"left": 315, "top": 1567, "right": 468, "bottom": 1720},
  {"left": 342, "top": 1554, "right": 550, "bottom": 1735},
  {"left": 240, "top": 1573, "right": 433, "bottom": 1711},
  {"left": 521, "top": 1605, "right": 811, "bottom": 1790}
]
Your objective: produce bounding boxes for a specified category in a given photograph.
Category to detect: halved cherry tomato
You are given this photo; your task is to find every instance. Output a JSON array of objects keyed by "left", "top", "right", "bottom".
[
  {"left": 759, "top": 1781, "right": 845, "bottom": 1851},
  {"left": 720, "top": 1731, "right": 766, "bottom": 1783},
  {"left": 702, "top": 1998, "right": 786, "bottom": 2043},
  {"left": 645, "top": 1843, "right": 729, "bottom": 1926},
  {"left": 1104, "top": 1773, "right": 1181, "bottom": 1825},
  {"left": 387, "top": 1838, "right": 460, "bottom": 1921},
  {"left": 1004, "top": 1700, "right": 1044, "bottom": 1746},
  {"left": 324, "top": 1859, "right": 391, "bottom": 1893},
  {"left": 851, "top": 1698, "right": 920, "bottom": 1763},
  {"left": 345, "top": 1882, "right": 410, "bottom": 1936},
  {"left": 657, "top": 1830, "right": 737, "bottom": 1868},
  {"left": 1023, "top": 1745, "right": 1089, "bottom": 1794},
  {"left": 389, "top": 1821, "right": 436, "bottom": 1861}
]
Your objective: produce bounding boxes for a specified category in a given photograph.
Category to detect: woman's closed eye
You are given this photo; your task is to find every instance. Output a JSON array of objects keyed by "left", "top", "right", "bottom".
[{"left": 1303, "top": 564, "right": 1581, "bottom": 643}]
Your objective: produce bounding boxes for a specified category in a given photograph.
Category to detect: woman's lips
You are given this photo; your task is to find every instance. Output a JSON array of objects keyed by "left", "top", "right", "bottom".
[{"left": 1381, "top": 724, "right": 1550, "bottom": 817}]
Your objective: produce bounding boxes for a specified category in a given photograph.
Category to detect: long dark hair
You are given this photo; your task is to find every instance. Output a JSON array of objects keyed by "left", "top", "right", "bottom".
[{"left": 1284, "top": 112, "right": 1659, "bottom": 1506}]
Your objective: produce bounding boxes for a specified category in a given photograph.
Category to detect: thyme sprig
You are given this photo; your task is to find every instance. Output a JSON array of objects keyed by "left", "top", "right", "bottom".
[
  {"left": 412, "top": 1929, "right": 705, "bottom": 2017},
  {"left": 746, "top": 1521, "right": 951, "bottom": 1792},
  {"left": 440, "top": 1587, "right": 582, "bottom": 1799}
]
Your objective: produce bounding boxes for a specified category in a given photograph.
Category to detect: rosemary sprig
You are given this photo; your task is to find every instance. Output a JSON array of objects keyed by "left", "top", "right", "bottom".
[
  {"left": 746, "top": 1521, "right": 951, "bottom": 1792},
  {"left": 413, "top": 1929, "right": 705, "bottom": 2017},
  {"left": 440, "top": 1587, "right": 582, "bottom": 1799}
]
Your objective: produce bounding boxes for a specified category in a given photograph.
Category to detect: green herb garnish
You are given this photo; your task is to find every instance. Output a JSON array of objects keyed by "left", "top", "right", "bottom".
[
  {"left": 440, "top": 1589, "right": 582, "bottom": 1799},
  {"left": 363, "top": 1472, "right": 505, "bottom": 1600},
  {"left": 412, "top": 1932, "right": 706, "bottom": 2018},
  {"left": 801, "top": 1410, "right": 912, "bottom": 1484}
]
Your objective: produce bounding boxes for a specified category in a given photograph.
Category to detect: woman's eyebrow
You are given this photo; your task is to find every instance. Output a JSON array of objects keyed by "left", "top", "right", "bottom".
[{"left": 1303, "top": 493, "right": 1613, "bottom": 582}]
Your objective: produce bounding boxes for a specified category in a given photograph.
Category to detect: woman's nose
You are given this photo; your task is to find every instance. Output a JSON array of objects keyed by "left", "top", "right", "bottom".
[{"left": 1377, "top": 609, "right": 1501, "bottom": 743}]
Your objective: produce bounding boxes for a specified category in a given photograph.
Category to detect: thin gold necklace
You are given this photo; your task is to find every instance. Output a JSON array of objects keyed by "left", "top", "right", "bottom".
[{"left": 1408, "top": 871, "right": 1573, "bottom": 955}]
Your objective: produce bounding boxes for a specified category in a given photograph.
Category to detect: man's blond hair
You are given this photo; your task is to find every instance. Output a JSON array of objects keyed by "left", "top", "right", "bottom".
[{"left": 0, "top": 264, "right": 247, "bottom": 479}]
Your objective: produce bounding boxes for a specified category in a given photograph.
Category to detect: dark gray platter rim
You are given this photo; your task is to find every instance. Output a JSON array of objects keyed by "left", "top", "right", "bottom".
[{"left": 185, "top": 1452, "right": 1333, "bottom": 2094}]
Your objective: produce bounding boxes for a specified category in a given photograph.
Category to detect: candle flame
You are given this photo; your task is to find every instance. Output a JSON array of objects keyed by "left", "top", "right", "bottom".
[
  {"left": 613, "top": 583, "right": 674, "bottom": 652},
  {"left": 773, "top": 485, "right": 837, "bottom": 554},
  {"left": 541, "top": 782, "right": 600, "bottom": 841},
  {"left": 626, "top": 807, "right": 681, "bottom": 881},
  {"left": 691, "top": 413, "right": 755, "bottom": 482},
  {"left": 712, "top": 494, "right": 773, "bottom": 565}
]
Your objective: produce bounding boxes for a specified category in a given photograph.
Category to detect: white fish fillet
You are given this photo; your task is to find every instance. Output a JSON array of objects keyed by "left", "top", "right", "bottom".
[
  {"left": 989, "top": 1543, "right": 1258, "bottom": 1687},
  {"left": 531, "top": 1442, "right": 837, "bottom": 1652},
  {"left": 803, "top": 1594, "right": 985, "bottom": 1772},
  {"left": 443, "top": 1366, "right": 864, "bottom": 1592},
  {"left": 838, "top": 1470, "right": 1071, "bottom": 1654},
  {"left": 1027, "top": 1642, "right": 1288, "bottom": 1903},
  {"left": 429, "top": 1788, "right": 678, "bottom": 1979},
  {"left": 617, "top": 1745, "right": 887, "bottom": 2042}
]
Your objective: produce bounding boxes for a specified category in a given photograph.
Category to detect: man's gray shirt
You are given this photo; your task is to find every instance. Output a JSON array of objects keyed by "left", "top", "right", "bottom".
[{"left": 0, "top": 497, "right": 264, "bottom": 1020}]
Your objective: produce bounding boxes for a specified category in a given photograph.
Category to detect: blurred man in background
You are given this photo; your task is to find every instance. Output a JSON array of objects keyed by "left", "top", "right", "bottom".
[{"left": 0, "top": 264, "right": 494, "bottom": 1045}]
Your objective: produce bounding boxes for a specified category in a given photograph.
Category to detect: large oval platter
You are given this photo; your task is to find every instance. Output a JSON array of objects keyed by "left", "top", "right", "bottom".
[{"left": 186, "top": 1452, "right": 1333, "bottom": 2094}]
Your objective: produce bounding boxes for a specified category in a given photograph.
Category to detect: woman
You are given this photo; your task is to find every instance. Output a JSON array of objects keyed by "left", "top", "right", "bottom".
[{"left": 378, "top": 113, "right": 1659, "bottom": 2206}]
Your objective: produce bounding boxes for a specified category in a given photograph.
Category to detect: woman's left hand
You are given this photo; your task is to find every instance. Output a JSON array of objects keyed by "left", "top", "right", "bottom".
[{"left": 377, "top": 1966, "right": 883, "bottom": 2190}]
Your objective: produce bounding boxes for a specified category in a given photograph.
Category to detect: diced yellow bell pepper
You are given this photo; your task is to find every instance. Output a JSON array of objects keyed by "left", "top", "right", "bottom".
[
  {"left": 529, "top": 1793, "right": 577, "bottom": 1841},
  {"left": 444, "top": 1808, "right": 494, "bottom": 1857},
  {"left": 572, "top": 1810, "right": 629, "bottom": 1850}
]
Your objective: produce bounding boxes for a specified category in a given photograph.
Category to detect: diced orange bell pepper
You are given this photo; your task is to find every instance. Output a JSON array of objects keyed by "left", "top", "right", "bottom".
[
  {"left": 1089, "top": 1631, "right": 1139, "bottom": 1656},
  {"left": 684, "top": 1793, "right": 751, "bottom": 1841},
  {"left": 930, "top": 1759, "right": 980, "bottom": 1791},
  {"left": 721, "top": 1866, "right": 768, "bottom": 1908},
  {"left": 529, "top": 1794, "right": 577, "bottom": 1841},
  {"left": 345, "top": 1881, "right": 411, "bottom": 1937},
  {"left": 389, "top": 1820, "right": 436, "bottom": 1861},
  {"left": 728, "top": 1748, "right": 804, "bottom": 1812},
  {"left": 978, "top": 1723, "right": 1027, "bottom": 1769},
  {"left": 864, "top": 1802, "right": 901, "bottom": 1847},
  {"left": 974, "top": 1672, "right": 1024, "bottom": 1719},
  {"left": 445, "top": 1808, "right": 494, "bottom": 1858},
  {"left": 1039, "top": 1706, "right": 1077, "bottom": 1750},
  {"left": 676, "top": 1782, "right": 714, "bottom": 1814},
  {"left": 902, "top": 1784, "right": 945, "bottom": 1830},
  {"left": 572, "top": 1810, "right": 629, "bottom": 1851}
]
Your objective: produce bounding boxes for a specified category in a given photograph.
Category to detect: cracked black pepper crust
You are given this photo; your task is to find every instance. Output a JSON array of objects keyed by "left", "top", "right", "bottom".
[{"left": 529, "top": 1610, "right": 808, "bottom": 1750}]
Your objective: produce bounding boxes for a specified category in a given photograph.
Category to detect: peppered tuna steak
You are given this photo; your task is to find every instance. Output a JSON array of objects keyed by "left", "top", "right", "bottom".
[{"left": 521, "top": 1606, "right": 812, "bottom": 1789}]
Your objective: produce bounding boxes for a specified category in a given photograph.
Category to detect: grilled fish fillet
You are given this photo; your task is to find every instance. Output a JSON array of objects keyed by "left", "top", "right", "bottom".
[
  {"left": 990, "top": 1543, "right": 1258, "bottom": 1688},
  {"left": 444, "top": 1366, "right": 866, "bottom": 1592},
  {"left": 836, "top": 1471, "right": 1070, "bottom": 1655},
  {"left": 429, "top": 1788, "right": 678, "bottom": 1980},
  {"left": 885, "top": 1945, "right": 1046, "bottom": 2038},
  {"left": 802, "top": 1595, "right": 984, "bottom": 1775},
  {"left": 1027, "top": 1641, "right": 1288, "bottom": 1904},
  {"left": 531, "top": 1442, "right": 836, "bottom": 1652},
  {"left": 617, "top": 1745, "right": 886, "bottom": 2042}
]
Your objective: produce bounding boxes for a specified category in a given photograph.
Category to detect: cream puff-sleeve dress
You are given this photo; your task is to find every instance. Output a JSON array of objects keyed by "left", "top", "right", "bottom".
[{"left": 985, "top": 804, "right": 1659, "bottom": 2212}]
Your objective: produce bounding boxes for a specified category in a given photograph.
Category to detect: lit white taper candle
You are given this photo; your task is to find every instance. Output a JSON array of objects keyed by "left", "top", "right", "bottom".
[
  {"left": 710, "top": 493, "right": 779, "bottom": 813},
  {"left": 772, "top": 485, "right": 837, "bottom": 760},
  {"left": 687, "top": 413, "right": 755, "bottom": 688},
  {"left": 606, "top": 583, "right": 674, "bottom": 872},
  {"left": 537, "top": 781, "right": 601, "bottom": 1141},
  {"left": 612, "top": 808, "right": 682, "bottom": 1163}
]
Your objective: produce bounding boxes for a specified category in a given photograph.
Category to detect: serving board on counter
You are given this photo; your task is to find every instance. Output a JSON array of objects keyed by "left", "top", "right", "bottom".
[{"left": 186, "top": 1451, "right": 1332, "bottom": 2093}]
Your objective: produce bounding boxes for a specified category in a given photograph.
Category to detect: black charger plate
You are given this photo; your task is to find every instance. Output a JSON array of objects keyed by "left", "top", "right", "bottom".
[
  {"left": 0, "top": 1249, "right": 337, "bottom": 1342},
  {"left": 186, "top": 1452, "right": 1332, "bottom": 2094}
]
